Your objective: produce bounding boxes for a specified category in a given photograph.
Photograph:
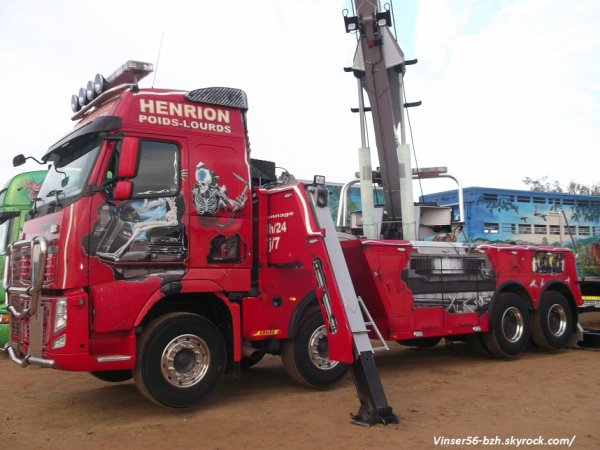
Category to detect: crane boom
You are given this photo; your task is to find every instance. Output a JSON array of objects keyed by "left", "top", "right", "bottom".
[{"left": 345, "top": 0, "right": 416, "bottom": 240}]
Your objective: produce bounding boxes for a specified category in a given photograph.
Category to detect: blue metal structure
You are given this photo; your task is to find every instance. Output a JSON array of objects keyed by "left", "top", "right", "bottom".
[{"left": 422, "top": 187, "right": 600, "bottom": 279}]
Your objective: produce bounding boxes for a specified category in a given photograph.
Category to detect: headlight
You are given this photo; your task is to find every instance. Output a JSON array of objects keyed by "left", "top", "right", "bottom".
[
  {"left": 54, "top": 298, "right": 67, "bottom": 333},
  {"left": 0, "top": 312, "right": 9, "bottom": 324}
]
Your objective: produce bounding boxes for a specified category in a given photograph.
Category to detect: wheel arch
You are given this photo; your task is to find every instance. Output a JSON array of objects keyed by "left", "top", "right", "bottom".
[
  {"left": 493, "top": 281, "right": 533, "bottom": 311},
  {"left": 135, "top": 291, "right": 241, "bottom": 365},
  {"left": 286, "top": 290, "right": 319, "bottom": 339}
]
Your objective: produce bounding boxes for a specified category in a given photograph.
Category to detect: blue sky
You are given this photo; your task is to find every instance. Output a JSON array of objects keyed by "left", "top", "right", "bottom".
[{"left": 0, "top": 0, "right": 598, "bottom": 197}]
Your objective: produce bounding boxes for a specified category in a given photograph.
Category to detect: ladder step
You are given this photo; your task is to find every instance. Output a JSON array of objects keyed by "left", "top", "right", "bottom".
[{"left": 357, "top": 296, "right": 389, "bottom": 352}]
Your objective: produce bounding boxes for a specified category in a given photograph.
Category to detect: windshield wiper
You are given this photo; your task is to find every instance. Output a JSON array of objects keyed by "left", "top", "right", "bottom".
[
  {"left": 46, "top": 189, "right": 64, "bottom": 208},
  {"left": 27, "top": 197, "right": 42, "bottom": 219}
]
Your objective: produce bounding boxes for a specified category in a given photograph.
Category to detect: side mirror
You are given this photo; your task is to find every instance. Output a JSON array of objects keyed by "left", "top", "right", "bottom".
[
  {"left": 117, "top": 137, "right": 140, "bottom": 179},
  {"left": 113, "top": 180, "right": 133, "bottom": 200},
  {"left": 13, "top": 154, "right": 26, "bottom": 167}
]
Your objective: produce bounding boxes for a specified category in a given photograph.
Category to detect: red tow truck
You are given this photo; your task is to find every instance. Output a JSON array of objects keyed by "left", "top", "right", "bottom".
[{"left": 2, "top": 1, "right": 583, "bottom": 425}]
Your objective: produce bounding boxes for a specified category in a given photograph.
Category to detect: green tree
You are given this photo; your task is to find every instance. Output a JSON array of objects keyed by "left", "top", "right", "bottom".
[{"left": 523, "top": 177, "right": 600, "bottom": 195}]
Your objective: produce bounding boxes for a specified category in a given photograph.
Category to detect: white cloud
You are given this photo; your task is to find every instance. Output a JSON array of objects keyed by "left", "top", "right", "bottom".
[{"left": 411, "top": 0, "right": 600, "bottom": 194}]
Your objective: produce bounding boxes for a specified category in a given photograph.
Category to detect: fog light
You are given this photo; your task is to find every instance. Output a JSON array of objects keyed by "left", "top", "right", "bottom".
[
  {"left": 71, "top": 94, "right": 81, "bottom": 112},
  {"left": 86, "top": 80, "right": 95, "bottom": 102},
  {"left": 78, "top": 87, "right": 88, "bottom": 107},
  {"left": 54, "top": 298, "right": 67, "bottom": 333},
  {"left": 94, "top": 73, "right": 107, "bottom": 95},
  {"left": 52, "top": 334, "right": 66, "bottom": 350}
]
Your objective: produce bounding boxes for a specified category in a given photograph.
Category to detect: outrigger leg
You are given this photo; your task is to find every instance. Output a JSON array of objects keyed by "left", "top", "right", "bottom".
[
  {"left": 308, "top": 182, "right": 398, "bottom": 425},
  {"left": 351, "top": 352, "right": 398, "bottom": 425}
]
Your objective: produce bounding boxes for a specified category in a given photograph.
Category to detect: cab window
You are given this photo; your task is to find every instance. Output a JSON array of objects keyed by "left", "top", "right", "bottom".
[
  {"left": 0, "top": 218, "right": 14, "bottom": 255},
  {"left": 131, "top": 140, "right": 180, "bottom": 198}
]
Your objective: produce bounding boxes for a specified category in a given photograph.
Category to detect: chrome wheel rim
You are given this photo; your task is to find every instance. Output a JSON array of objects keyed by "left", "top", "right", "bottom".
[
  {"left": 308, "top": 325, "right": 339, "bottom": 370},
  {"left": 501, "top": 307, "right": 524, "bottom": 343},
  {"left": 161, "top": 334, "right": 210, "bottom": 388},
  {"left": 547, "top": 304, "right": 568, "bottom": 337}
]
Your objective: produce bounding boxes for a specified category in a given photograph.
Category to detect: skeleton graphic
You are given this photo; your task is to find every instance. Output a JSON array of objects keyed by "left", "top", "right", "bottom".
[
  {"left": 96, "top": 197, "right": 179, "bottom": 261},
  {"left": 192, "top": 163, "right": 248, "bottom": 225}
]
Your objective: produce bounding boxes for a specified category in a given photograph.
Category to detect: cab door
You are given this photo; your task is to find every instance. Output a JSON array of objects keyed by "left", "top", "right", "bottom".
[{"left": 87, "top": 134, "right": 189, "bottom": 333}]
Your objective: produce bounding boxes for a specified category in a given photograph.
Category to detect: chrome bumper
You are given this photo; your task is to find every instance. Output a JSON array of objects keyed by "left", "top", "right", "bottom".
[{"left": 1, "top": 342, "right": 56, "bottom": 368}]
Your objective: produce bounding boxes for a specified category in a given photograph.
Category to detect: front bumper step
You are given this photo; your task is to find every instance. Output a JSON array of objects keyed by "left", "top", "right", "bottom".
[{"left": 1, "top": 343, "right": 56, "bottom": 368}]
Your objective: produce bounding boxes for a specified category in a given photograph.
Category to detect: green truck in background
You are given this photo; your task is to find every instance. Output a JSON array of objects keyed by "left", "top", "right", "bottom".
[{"left": 0, "top": 170, "right": 47, "bottom": 347}]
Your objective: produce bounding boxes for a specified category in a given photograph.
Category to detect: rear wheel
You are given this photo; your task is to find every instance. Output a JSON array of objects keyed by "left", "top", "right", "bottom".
[
  {"left": 466, "top": 334, "right": 492, "bottom": 356},
  {"left": 482, "top": 293, "right": 530, "bottom": 358},
  {"left": 133, "top": 313, "right": 226, "bottom": 408},
  {"left": 281, "top": 310, "right": 349, "bottom": 388},
  {"left": 90, "top": 370, "right": 132, "bottom": 383},
  {"left": 531, "top": 291, "right": 573, "bottom": 351}
]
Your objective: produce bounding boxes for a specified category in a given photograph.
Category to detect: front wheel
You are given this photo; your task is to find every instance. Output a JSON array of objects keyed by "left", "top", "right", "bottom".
[
  {"left": 281, "top": 310, "right": 349, "bottom": 388},
  {"left": 133, "top": 313, "right": 226, "bottom": 408},
  {"left": 531, "top": 291, "right": 573, "bottom": 351},
  {"left": 482, "top": 293, "right": 530, "bottom": 358}
]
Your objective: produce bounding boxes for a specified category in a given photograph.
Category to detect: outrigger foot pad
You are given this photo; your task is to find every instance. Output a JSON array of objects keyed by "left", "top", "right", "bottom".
[{"left": 350, "top": 351, "right": 399, "bottom": 426}]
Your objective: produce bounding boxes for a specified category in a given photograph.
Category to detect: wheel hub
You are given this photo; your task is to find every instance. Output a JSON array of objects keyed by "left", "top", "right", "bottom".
[
  {"left": 547, "top": 304, "right": 567, "bottom": 337},
  {"left": 308, "top": 325, "right": 339, "bottom": 370},
  {"left": 161, "top": 334, "right": 210, "bottom": 388},
  {"left": 501, "top": 307, "right": 524, "bottom": 343}
]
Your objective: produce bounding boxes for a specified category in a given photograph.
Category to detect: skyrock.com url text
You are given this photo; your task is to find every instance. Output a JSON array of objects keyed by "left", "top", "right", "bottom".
[{"left": 433, "top": 435, "right": 576, "bottom": 447}]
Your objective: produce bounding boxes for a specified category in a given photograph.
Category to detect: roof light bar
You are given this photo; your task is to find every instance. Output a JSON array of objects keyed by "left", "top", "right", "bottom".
[{"left": 70, "top": 60, "right": 153, "bottom": 113}]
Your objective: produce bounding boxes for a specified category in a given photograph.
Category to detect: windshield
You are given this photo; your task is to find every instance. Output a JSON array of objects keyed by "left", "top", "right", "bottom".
[
  {"left": 0, "top": 219, "right": 10, "bottom": 255},
  {"left": 36, "top": 134, "right": 101, "bottom": 212}
]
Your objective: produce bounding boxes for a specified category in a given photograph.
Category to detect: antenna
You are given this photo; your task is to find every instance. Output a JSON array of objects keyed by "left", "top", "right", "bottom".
[{"left": 152, "top": 32, "right": 165, "bottom": 88}]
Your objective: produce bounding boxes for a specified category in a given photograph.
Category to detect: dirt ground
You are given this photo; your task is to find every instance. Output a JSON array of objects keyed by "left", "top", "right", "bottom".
[{"left": 1, "top": 313, "right": 599, "bottom": 450}]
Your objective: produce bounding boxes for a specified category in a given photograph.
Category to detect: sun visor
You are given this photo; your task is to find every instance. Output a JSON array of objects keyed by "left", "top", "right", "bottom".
[{"left": 45, "top": 116, "right": 122, "bottom": 161}]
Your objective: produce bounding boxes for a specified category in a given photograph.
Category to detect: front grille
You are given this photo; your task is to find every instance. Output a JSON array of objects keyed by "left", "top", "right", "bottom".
[
  {"left": 8, "top": 243, "right": 57, "bottom": 286},
  {"left": 10, "top": 247, "right": 32, "bottom": 286},
  {"left": 9, "top": 296, "right": 51, "bottom": 350}
]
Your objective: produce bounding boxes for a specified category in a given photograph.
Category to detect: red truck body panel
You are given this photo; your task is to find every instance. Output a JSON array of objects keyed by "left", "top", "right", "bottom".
[{"left": 342, "top": 239, "right": 582, "bottom": 342}]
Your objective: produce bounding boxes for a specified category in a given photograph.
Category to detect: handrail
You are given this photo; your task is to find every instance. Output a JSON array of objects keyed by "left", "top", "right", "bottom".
[{"left": 4, "top": 236, "right": 48, "bottom": 319}]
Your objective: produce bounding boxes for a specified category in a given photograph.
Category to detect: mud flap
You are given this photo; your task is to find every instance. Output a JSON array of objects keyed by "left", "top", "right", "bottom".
[
  {"left": 568, "top": 323, "right": 600, "bottom": 350},
  {"left": 580, "top": 331, "right": 600, "bottom": 348}
]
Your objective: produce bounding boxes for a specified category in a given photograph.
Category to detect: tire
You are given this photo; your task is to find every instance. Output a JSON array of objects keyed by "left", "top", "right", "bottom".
[
  {"left": 531, "top": 291, "right": 573, "bottom": 351},
  {"left": 240, "top": 352, "right": 265, "bottom": 369},
  {"left": 281, "top": 310, "right": 349, "bottom": 388},
  {"left": 90, "top": 370, "right": 133, "bottom": 383},
  {"left": 482, "top": 293, "right": 530, "bottom": 358},
  {"left": 466, "top": 334, "right": 492, "bottom": 356},
  {"left": 397, "top": 337, "right": 442, "bottom": 348},
  {"left": 133, "top": 312, "right": 226, "bottom": 408}
]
